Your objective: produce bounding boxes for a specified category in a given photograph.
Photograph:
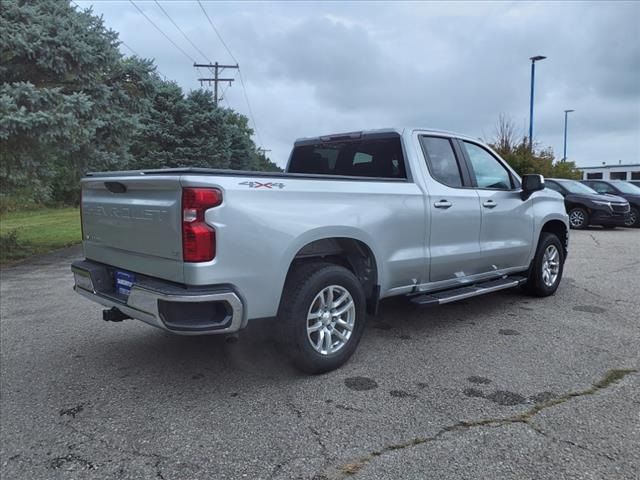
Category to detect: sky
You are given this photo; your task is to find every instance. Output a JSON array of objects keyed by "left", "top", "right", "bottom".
[{"left": 75, "top": 0, "right": 640, "bottom": 168}]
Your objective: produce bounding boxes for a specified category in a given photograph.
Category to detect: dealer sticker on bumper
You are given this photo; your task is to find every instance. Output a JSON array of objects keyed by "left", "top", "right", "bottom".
[{"left": 115, "top": 271, "right": 135, "bottom": 296}]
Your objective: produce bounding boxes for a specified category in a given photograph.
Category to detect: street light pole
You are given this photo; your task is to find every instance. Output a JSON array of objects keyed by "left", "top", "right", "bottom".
[
  {"left": 528, "top": 55, "right": 547, "bottom": 150},
  {"left": 563, "top": 109, "right": 575, "bottom": 162}
]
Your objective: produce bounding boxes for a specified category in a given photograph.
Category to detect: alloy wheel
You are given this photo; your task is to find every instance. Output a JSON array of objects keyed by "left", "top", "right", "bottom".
[
  {"left": 569, "top": 209, "right": 585, "bottom": 228},
  {"left": 541, "top": 245, "right": 560, "bottom": 287},
  {"left": 306, "top": 285, "right": 356, "bottom": 355}
]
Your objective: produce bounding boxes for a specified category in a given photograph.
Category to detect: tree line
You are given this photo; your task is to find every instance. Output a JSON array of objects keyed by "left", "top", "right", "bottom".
[{"left": 0, "top": 0, "right": 280, "bottom": 211}]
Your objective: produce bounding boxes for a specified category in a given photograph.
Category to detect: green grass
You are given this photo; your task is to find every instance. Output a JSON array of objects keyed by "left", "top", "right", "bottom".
[{"left": 0, "top": 208, "right": 81, "bottom": 265}]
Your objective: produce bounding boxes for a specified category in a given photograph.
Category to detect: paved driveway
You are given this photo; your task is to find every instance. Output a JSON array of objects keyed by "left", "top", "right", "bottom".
[{"left": 1, "top": 229, "right": 638, "bottom": 479}]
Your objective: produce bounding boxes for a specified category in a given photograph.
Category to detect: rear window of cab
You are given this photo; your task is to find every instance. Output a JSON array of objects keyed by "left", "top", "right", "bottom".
[{"left": 288, "top": 136, "right": 407, "bottom": 179}]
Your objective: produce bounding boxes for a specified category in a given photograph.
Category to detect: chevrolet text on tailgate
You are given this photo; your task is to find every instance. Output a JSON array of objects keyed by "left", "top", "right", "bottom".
[{"left": 72, "top": 128, "right": 569, "bottom": 373}]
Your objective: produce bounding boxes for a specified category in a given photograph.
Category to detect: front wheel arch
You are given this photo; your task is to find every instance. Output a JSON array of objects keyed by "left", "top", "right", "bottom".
[
  {"left": 538, "top": 219, "right": 569, "bottom": 259},
  {"left": 523, "top": 232, "right": 565, "bottom": 297}
]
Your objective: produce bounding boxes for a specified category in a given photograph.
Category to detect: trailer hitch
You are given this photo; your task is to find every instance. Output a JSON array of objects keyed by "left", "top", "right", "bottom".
[{"left": 102, "top": 307, "right": 131, "bottom": 322}]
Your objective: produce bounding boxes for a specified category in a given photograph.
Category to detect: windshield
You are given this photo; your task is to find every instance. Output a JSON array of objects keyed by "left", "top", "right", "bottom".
[
  {"left": 556, "top": 180, "right": 598, "bottom": 194},
  {"left": 613, "top": 182, "right": 640, "bottom": 194}
]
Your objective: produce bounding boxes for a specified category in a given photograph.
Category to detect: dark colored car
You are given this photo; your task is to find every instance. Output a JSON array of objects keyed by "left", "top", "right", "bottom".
[
  {"left": 545, "top": 178, "right": 630, "bottom": 229},
  {"left": 582, "top": 180, "right": 640, "bottom": 227}
]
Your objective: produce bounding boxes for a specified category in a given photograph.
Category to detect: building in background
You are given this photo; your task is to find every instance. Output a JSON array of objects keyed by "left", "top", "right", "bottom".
[{"left": 578, "top": 163, "right": 640, "bottom": 181}]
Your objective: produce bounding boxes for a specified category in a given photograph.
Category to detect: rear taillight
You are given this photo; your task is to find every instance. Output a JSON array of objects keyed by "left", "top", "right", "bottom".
[{"left": 182, "top": 188, "right": 222, "bottom": 262}]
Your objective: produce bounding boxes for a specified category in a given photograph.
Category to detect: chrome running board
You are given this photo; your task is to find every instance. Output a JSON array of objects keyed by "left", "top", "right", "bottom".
[{"left": 410, "top": 276, "right": 527, "bottom": 306}]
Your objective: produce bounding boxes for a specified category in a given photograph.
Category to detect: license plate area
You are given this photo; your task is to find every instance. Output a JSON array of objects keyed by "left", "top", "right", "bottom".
[{"left": 115, "top": 270, "right": 136, "bottom": 297}]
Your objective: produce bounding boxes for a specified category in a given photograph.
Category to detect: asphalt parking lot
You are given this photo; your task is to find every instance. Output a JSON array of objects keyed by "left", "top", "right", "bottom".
[{"left": 1, "top": 229, "right": 639, "bottom": 480}]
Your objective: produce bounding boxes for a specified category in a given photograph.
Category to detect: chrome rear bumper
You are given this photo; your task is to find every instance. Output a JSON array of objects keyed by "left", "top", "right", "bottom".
[{"left": 72, "top": 260, "right": 245, "bottom": 335}]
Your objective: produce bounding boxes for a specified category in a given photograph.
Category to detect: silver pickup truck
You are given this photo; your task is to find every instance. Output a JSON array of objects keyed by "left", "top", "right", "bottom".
[{"left": 72, "top": 128, "right": 569, "bottom": 373}]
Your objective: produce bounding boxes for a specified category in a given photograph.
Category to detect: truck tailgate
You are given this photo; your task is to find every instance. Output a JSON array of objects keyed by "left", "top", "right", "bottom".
[{"left": 81, "top": 176, "right": 184, "bottom": 283}]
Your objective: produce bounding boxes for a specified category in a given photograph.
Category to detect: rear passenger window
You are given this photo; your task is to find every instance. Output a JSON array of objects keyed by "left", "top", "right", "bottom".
[
  {"left": 419, "top": 136, "right": 463, "bottom": 187},
  {"left": 287, "top": 136, "right": 406, "bottom": 179}
]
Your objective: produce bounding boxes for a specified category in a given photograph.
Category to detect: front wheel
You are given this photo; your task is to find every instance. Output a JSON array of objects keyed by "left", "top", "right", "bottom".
[
  {"left": 278, "top": 262, "right": 366, "bottom": 374},
  {"left": 568, "top": 207, "right": 589, "bottom": 229},
  {"left": 625, "top": 207, "right": 639, "bottom": 227},
  {"left": 523, "top": 232, "right": 565, "bottom": 297}
]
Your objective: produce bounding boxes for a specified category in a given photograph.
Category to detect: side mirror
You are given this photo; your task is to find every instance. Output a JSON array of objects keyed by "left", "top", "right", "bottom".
[{"left": 521, "top": 174, "right": 544, "bottom": 200}]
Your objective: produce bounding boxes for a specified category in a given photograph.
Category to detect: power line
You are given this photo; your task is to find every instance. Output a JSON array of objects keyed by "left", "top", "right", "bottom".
[
  {"left": 193, "top": 0, "right": 237, "bottom": 79},
  {"left": 153, "top": 0, "right": 211, "bottom": 63},
  {"left": 236, "top": 70, "right": 264, "bottom": 147},
  {"left": 129, "top": 0, "right": 197, "bottom": 64},
  {"left": 196, "top": 0, "right": 238, "bottom": 65},
  {"left": 120, "top": 40, "right": 168, "bottom": 79},
  {"left": 219, "top": 80, "right": 234, "bottom": 107},
  {"left": 119, "top": 40, "right": 140, "bottom": 57},
  {"left": 196, "top": 0, "right": 264, "bottom": 147},
  {"left": 71, "top": 0, "right": 168, "bottom": 80}
]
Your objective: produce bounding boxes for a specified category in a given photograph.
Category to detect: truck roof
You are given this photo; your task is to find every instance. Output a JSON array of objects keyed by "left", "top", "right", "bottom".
[{"left": 294, "top": 127, "right": 481, "bottom": 144}]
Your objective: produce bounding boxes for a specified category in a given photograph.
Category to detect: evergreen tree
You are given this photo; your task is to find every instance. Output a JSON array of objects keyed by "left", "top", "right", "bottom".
[
  {"left": 0, "top": 0, "right": 280, "bottom": 209},
  {"left": 130, "top": 85, "right": 281, "bottom": 172},
  {"left": 1, "top": 0, "right": 156, "bottom": 203}
]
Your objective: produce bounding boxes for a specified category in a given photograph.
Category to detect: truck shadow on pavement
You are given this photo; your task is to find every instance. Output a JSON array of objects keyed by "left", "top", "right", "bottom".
[{"left": 60, "top": 287, "right": 545, "bottom": 392}]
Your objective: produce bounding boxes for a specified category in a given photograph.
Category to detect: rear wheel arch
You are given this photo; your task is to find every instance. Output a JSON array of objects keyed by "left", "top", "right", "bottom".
[
  {"left": 277, "top": 261, "right": 367, "bottom": 373},
  {"left": 284, "top": 237, "right": 379, "bottom": 314}
]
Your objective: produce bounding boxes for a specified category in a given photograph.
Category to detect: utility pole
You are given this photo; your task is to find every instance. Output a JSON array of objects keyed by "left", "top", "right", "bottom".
[{"left": 194, "top": 62, "right": 239, "bottom": 106}]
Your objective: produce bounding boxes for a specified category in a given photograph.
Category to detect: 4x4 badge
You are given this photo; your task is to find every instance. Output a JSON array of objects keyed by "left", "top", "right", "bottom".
[{"left": 239, "top": 181, "right": 285, "bottom": 189}]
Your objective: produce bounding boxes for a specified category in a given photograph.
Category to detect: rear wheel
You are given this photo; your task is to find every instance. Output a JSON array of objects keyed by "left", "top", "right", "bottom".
[
  {"left": 523, "top": 232, "right": 565, "bottom": 297},
  {"left": 278, "top": 262, "right": 366, "bottom": 374},
  {"left": 568, "top": 207, "right": 588, "bottom": 229}
]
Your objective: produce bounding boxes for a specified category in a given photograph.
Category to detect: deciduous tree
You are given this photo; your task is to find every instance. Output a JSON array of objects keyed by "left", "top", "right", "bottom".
[{"left": 488, "top": 115, "right": 581, "bottom": 180}]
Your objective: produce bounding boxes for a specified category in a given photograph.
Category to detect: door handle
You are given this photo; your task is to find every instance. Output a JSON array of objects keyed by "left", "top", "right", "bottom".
[
  {"left": 434, "top": 200, "right": 452, "bottom": 209},
  {"left": 483, "top": 200, "right": 497, "bottom": 209}
]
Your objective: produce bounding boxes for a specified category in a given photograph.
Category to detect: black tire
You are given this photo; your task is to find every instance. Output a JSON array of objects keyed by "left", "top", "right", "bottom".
[
  {"left": 277, "top": 262, "right": 366, "bottom": 374},
  {"left": 568, "top": 207, "right": 589, "bottom": 229},
  {"left": 625, "top": 207, "right": 639, "bottom": 228},
  {"left": 523, "top": 232, "right": 565, "bottom": 297}
]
